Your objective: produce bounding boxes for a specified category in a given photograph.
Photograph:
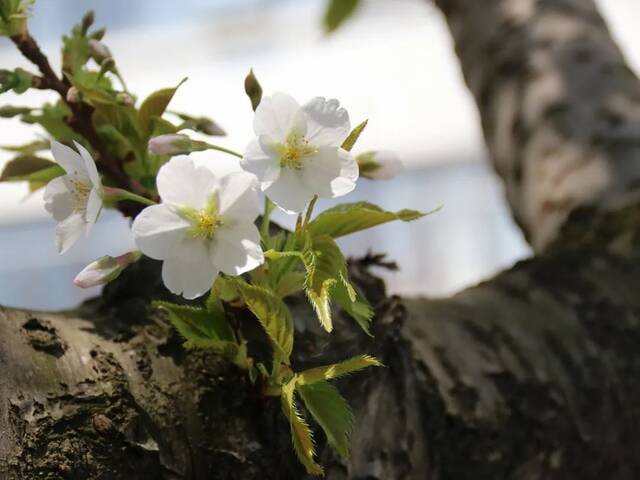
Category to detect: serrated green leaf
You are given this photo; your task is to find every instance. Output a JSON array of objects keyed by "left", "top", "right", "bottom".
[
  {"left": 324, "top": 0, "right": 361, "bottom": 33},
  {"left": 138, "top": 78, "right": 186, "bottom": 139},
  {"left": 275, "top": 271, "right": 306, "bottom": 298},
  {"left": 281, "top": 380, "right": 323, "bottom": 476},
  {"left": 153, "top": 300, "right": 235, "bottom": 348},
  {"left": 341, "top": 119, "right": 367, "bottom": 152},
  {"left": 302, "top": 234, "right": 345, "bottom": 332},
  {"left": 333, "top": 273, "right": 373, "bottom": 336},
  {"left": 308, "top": 201, "right": 435, "bottom": 239},
  {"left": 0, "top": 155, "right": 63, "bottom": 182},
  {"left": 266, "top": 233, "right": 371, "bottom": 333},
  {"left": 297, "top": 354, "right": 382, "bottom": 386},
  {"left": 298, "top": 381, "right": 354, "bottom": 459},
  {"left": 232, "top": 279, "right": 294, "bottom": 362},
  {"left": 244, "top": 69, "right": 262, "bottom": 111}
]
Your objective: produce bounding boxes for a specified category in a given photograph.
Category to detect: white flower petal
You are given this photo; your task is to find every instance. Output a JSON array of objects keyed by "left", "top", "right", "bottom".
[
  {"left": 162, "top": 238, "right": 217, "bottom": 299},
  {"left": 211, "top": 223, "right": 264, "bottom": 275},
  {"left": 217, "top": 172, "right": 260, "bottom": 223},
  {"left": 156, "top": 156, "right": 219, "bottom": 209},
  {"left": 51, "top": 141, "right": 85, "bottom": 175},
  {"left": 253, "top": 92, "right": 306, "bottom": 141},
  {"left": 263, "top": 169, "right": 314, "bottom": 214},
  {"left": 302, "top": 147, "right": 358, "bottom": 199},
  {"left": 132, "top": 204, "right": 191, "bottom": 260},
  {"left": 56, "top": 212, "right": 85, "bottom": 254},
  {"left": 85, "top": 188, "right": 102, "bottom": 226},
  {"left": 44, "top": 176, "right": 74, "bottom": 221},
  {"left": 303, "top": 97, "right": 351, "bottom": 147},
  {"left": 73, "top": 141, "right": 101, "bottom": 187},
  {"left": 240, "top": 137, "right": 281, "bottom": 188}
]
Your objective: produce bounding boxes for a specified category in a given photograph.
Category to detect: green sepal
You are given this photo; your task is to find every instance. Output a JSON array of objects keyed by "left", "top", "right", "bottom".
[{"left": 341, "top": 119, "right": 367, "bottom": 152}]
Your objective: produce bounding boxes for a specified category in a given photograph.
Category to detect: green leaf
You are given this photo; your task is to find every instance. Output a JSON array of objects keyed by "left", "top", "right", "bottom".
[
  {"left": 0, "top": 105, "right": 32, "bottom": 118},
  {"left": 333, "top": 272, "right": 373, "bottom": 336},
  {"left": 244, "top": 69, "right": 262, "bottom": 111},
  {"left": 0, "top": 68, "right": 32, "bottom": 94},
  {"left": 172, "top": 112, "right": 225, "bottom": 136},
  {"left": 21, "top": 102, "right": 80, "bottom": 142},
  {"left": 308, "top": 201, "right": 434, "bottom": 239},
  {"left": 153, "top": 300, "right": 235, "bottom": 348},
  {"left": 302, "top": 234, "right": 345, "bottom": 332},
  {"left": 231, "top": 279, "right": 294, "bottom": 362},
  {"left": 0, "top": 155, "right": 63, "bottom": 182},
  {"left": 0, "top": 0, "right": 33, "bottom": 37},
  {"left": 275, "top": 271, "right": 306, "bottom": 299},
  {"left": 0, "top": 139, "right": 49, "bottom": 153},
  {"left": 281, "top": 380, "right": 323, "bottom": 476},
  {"left": 297, "top": 381, "right": 353, "bottom": 459},
  {"left": 138, "top": 78, "right": 187, "bottom": 139},
  {"left": 297, "top": 354, "right": 382, "bottom": 386},
  {"left": 341, "top": 119, "right": 367, "bottom": 152},
  {"left": 266, "top": 233, "right": 371, "bottom": 333},
  {"left": 323, "top": 0, "right": 361, "bottom": 33}
]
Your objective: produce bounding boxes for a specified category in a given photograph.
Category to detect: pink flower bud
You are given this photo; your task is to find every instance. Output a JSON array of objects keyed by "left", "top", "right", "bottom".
[
  {"left": 148, "top": 134, "right": 192, "bottom": 156},
  {"left": 88, "top": 39, "right": 112, "bottom": 63},
  {"left": 66, "top": 86, "right": 81, "bottom": 103},
  {"left": 74, "top": 251, "right": 141, "bottom": 288},
  {"left": 357, "top": 151, "right": 403, "bottom": 180}
]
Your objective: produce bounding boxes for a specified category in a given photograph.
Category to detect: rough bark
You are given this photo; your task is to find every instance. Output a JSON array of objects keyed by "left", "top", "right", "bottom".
[{"left": 2, "top": 0, "right": 640, "bottom": 479}]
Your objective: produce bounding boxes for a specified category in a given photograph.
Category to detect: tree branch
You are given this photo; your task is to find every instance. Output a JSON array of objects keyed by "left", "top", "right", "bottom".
[{"left": 9, "top": 31, "right": 150, "bottom": 205}]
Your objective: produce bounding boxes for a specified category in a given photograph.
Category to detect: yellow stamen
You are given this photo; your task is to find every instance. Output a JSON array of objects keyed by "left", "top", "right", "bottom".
[{"left": 277, "top": 130, "right": 317, "bottom": 170}]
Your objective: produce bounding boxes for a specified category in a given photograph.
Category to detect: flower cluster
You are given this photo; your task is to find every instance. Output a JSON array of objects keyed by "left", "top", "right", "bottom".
[
  {"left": 1, "top": 34, "right": 422, "bottom": 470},
  {"left": 0, "top": 6, "right": 424, "bottom": 474}
]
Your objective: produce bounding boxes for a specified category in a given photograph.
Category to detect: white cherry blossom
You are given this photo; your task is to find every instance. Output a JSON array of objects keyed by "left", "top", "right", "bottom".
[
  {"left": 241, "top": 92, "right": 359, "bottom": 213},
  {"left": 44, "top": 141, "right": 103, "bottom": 254},
  {"left": 131, "top": 156, "right": 264, "bottom": 299}
]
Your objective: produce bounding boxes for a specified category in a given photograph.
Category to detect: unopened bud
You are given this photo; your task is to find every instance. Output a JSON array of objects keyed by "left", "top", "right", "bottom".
[
  {"left": 81, "top": 10, "right": 95, "bottom": 34},
  {"left": 90, "top": 27, "right": 106, "bottom": 41},
  {"left": 357, "top": 151, "right": 403, "bottom": 180},
  {"left": 148, "top": 134, "right": 206, "bottom": 156},
  {"left": 66, "top": 86, "right": 81, "bottom": 103},
  {"left": 116, "top": 92, "right": 134, "bottom": 106},
  {"left": 74, "top": 251, "right": 141, "bottom": 288},
  {"left": 198, "top": 118, "right": 225, "bottom": 136},
  {"left": 88, "top": 39, "right": 112, "bottom": 64}
]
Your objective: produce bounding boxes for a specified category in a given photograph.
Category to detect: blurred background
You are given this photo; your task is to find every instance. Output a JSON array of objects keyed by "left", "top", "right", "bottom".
[{"left": 0, "top": 0, "right": 638, "bottom": 310}]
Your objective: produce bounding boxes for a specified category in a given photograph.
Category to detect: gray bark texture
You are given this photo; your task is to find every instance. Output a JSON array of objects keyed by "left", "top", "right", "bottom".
[{"left": 2, "top": 0, "right": 640, "bottom": 478}]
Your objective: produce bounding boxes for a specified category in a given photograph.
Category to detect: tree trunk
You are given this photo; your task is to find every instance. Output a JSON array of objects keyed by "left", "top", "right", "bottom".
[{"left": 2, "top": 0, "right": 640, "bottom": 478}]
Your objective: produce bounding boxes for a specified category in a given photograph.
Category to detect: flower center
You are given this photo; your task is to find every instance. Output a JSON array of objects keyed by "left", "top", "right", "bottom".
[
  {"left": 180, "top": 196, "right": 222, "bottom": 240},
  {"left": 193, "top": 210, "right": 221, "bottom": 240},
  {"left": 277, "top": 130, "right": 318, "bottom": 170},
  {"left": 69, "top": 174, "right": 91, "bottom": 211}
]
